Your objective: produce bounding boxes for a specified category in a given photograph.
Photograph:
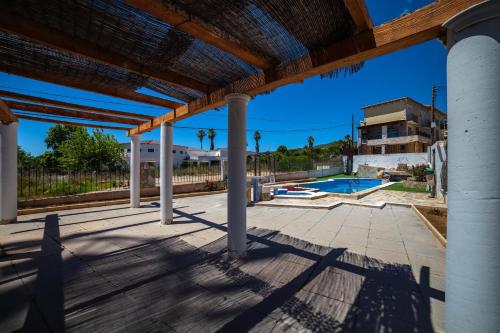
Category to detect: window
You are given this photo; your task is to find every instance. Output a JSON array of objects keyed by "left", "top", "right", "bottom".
[
  {"left": 173, "top": 150, "right": 177, "bottom": 153},
  {"left": 148, "top": 148, "right": 154, "bottom": 152},
  {"left": 127, "top": 149, "right": 131, "bottom": 152},
  {"left": 388, "top": 129, "right": 399, "bottom": 138}
]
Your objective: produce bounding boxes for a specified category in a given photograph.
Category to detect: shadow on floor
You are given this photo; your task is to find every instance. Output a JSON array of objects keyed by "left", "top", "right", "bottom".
[{"left": 1, "top": 208, "right": 444, "bottom": 332}]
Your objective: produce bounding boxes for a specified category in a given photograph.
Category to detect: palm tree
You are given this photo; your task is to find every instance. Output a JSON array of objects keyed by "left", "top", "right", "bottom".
[
  {"left": 208, "top": 128, "right": 216, "bottom": 151},
  {"left": 307, "top": 136, "right": 314, "bottom": 150},
  {"left": 341, "top": 134, "right": 352, "bottom": 155},
  {"left": 253, "top": 131, "right": 261, "bottom": 153},
  {"left": 277, "top": 145, "right": 288, "bottom": 155},
  {"left": 341, "top": 134, "right": 353, "bottom": 174},
  {"left": 197, "top": 129, "right": 206, "bottom": 150}
]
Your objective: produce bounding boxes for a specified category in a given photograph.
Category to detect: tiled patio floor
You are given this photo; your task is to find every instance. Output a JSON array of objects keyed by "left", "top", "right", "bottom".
[{"left": 1, "top": 193, "right": 445, "bottom": 332}]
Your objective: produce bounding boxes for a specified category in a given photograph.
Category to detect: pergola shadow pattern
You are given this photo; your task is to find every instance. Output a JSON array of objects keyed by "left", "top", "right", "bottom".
[{"left": 1, "top": 209, "right": 435, "bottom": 332}]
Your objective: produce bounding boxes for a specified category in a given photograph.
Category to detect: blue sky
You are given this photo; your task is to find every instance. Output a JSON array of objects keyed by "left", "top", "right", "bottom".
[{"left": 2, "top": 0, "right": 446, "bottom": 155}]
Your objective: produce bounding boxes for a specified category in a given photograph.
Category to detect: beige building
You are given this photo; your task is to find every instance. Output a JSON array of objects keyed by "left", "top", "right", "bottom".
[{"left": 357, "top": 97, "right": 447, "bottom": 155}]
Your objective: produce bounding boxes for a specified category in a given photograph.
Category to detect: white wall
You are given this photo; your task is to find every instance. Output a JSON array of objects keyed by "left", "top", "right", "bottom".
[
  {"left": 122, "top": 142, "right": 187, "bottom": 167},
  {"left": 352, "top": 153, "right": 428, "bottom": 172}
]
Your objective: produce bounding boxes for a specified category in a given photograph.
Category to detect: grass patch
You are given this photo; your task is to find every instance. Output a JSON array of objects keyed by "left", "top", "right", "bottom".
[
  {"left": 383, "top": 182, "right": 430, "bottom": 193},
  {"left": 315, "top": 174, "right": 356, "bottom": 181}
]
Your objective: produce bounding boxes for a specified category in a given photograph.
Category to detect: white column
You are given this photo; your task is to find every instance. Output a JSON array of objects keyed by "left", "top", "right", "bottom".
[
  {"left": 226, "top": 93, "right": 250, "bottom": 257},
  {"left": 444, "top": 2, "right": 500, "bottom": 333},
  {"left": 130, "top": 134, "right": 141, "bottom": 208},
  {"left": 160, "top": 122, "right": 173, "bottom": 225},
  {"left": 0, "top": 121, "right": 18, "bottom": 224}
]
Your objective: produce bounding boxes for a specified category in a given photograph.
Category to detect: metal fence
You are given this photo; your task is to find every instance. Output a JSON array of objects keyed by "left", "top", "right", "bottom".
[
  {"left": 18, "top": 156, "right": 343, "bottom": 201},
  {"left": 18, "top": 166, "right": 130, "bottom": 201}
]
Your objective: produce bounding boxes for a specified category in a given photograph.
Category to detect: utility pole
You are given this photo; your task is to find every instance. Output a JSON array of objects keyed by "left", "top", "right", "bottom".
[{"left": 431, "top": 84, "right": 437, "bottom": 145}]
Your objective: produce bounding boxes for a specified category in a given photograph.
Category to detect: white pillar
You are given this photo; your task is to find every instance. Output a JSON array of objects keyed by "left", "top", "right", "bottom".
[
  {"left": 130, "top": 134, "right": 141, "bottom": 208},
  {"left": 160, "top": 122, "right": 173, "bottom": 225},
  {"left": 444, "top": 2, "right": 500, "bottom": 333},
  {"left": 0, "top": 121, "right": 18, "bottom": 224},
  {"left": 226, "top": 93, "right": 250, "bottom": 257}
]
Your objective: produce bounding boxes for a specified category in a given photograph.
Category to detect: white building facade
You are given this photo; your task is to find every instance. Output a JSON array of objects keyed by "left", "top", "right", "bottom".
[{"left": 121, "top": 140, "right": 228, "bottom": 167}]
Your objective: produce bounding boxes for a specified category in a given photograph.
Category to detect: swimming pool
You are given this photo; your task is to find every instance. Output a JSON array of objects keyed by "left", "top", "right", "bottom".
[{"left": 303, "top": 178, "right": 383, "bottom": 194}]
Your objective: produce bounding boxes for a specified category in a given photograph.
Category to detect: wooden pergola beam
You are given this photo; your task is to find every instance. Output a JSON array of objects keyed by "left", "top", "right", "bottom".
[
  {"left": 0, "top": 65, "right": 182, "bottom": 110},
  {"left": 343, "top": 0, "right": 373, "bottom": 32},
  {"left": 14, "top": 114, "right": 131, "bottom": 131},
  {"left": 0, "top": 11, "right": 211, "bottom": 95},
  {"left": 4, "top": 100, "right": 143, "bottom": 126},
  {"left": 0, "top": 90, "right": 154, "bottom": 121},
  {"left": 125, "top": 0, "right": 271, "bottom": 69},
  {"left": 128, "top": 0, "right": 479, "bottom": 135},
  {"left": 0, "top": 100, "right": 17, "bottom": 124}
]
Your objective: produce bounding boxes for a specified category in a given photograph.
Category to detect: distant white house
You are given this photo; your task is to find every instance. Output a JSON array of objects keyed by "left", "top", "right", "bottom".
[{"left": 121, "top": 140, "right": 241, "bottom": 167}]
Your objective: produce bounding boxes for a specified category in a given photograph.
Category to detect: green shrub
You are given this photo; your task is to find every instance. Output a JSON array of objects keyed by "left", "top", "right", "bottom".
[
  {"left": 276, "top": 156, "right": 313, "bottom": 172},
  {"left": 411, "top": 164, "right": 427, "bottom": 182}
]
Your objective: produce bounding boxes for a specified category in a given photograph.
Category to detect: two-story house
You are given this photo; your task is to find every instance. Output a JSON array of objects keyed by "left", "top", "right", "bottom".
[{"left": 357, "top": 97, "right": 447, "bottom": 155}]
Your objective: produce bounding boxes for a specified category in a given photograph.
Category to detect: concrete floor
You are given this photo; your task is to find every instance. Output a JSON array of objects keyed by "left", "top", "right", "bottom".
[{"left": 1, "top": 193, "right": 446, "bottom": 332}]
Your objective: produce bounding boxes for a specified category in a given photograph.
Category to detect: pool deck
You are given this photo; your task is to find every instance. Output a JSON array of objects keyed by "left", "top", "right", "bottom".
[
  {"left": 1, "top": 193, "right": 446, "bottom": 332},
  {"left": 260, "top": 189, "right": 447, "bottom": 209}
]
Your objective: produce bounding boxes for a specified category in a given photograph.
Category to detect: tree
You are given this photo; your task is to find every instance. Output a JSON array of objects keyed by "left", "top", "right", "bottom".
[
  {"left": 17, "top": 146, "right": 35, "bottom": 168},
  {"left": 253, "top": 131, "right": 261, "bottom": 153},
  {"left": 341, "top": 134, "right": 354, "bottom": 174},
  {"left": 208, "top": 128, "right": 216, "bottom": 151},
  {"left": 197, "top": 129, "right": 206, "bottom": 150},
  {"left": 58, "top": 129, "right": 123, "bottom": 170},
  {"left": 307, "top": 136, "right": 315, "bottom": 150},
  {"left": 341, "top": 134, "right": 352, "bottom": 155},
  {"left": 277, "top": 145, "right": 288, "bottom": 155},
  {"left": 45, "top": 124, "right": 79, "bottom": 152}
]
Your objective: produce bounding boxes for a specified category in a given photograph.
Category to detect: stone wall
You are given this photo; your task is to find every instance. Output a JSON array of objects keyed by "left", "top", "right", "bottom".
[{"left": 19, "top": 181, "right": 225, "bottom": 208}]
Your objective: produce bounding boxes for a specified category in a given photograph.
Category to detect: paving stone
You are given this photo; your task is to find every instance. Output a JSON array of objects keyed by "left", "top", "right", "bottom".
[{"left": 1, "top": 193, "right": 444, "bottom": 332}]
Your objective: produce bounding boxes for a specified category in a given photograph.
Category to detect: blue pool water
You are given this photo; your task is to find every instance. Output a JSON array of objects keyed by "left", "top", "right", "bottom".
[{"left": 303, "top": 178, "right": 382, "bottom": 194}]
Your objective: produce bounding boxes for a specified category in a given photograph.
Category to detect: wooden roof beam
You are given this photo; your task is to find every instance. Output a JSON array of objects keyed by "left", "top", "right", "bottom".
[
  {"left": 125, "top": 0, "right": 271, "bottom": 69},
  {"left": 0, "top": 90, "right": 154, "bottom": 121},
  {"left": 4, "top": 100, "right": 143, "bottom": 125},
  {"left": 14, "top": 114, "right": 131, "bottom": 131},
  {"left": 0, "top": 11, "right": 211, "bottom": 96},
  {"left": 0, "top": 100, "right": 17, "bottom": 124},
  {"left": 127, "top": 0, "right": 480, "bottom": 136},
  {"left": 343, "top": 0, "right": 373, "bottom": 32},
  {"left": 0, "top": 65, "right": 181, "bottom": 110}
]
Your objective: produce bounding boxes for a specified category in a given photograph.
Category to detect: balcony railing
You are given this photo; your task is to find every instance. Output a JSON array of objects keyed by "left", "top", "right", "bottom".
[{"left": 363, "top": 135, "right": 431, "bottom": 146}]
